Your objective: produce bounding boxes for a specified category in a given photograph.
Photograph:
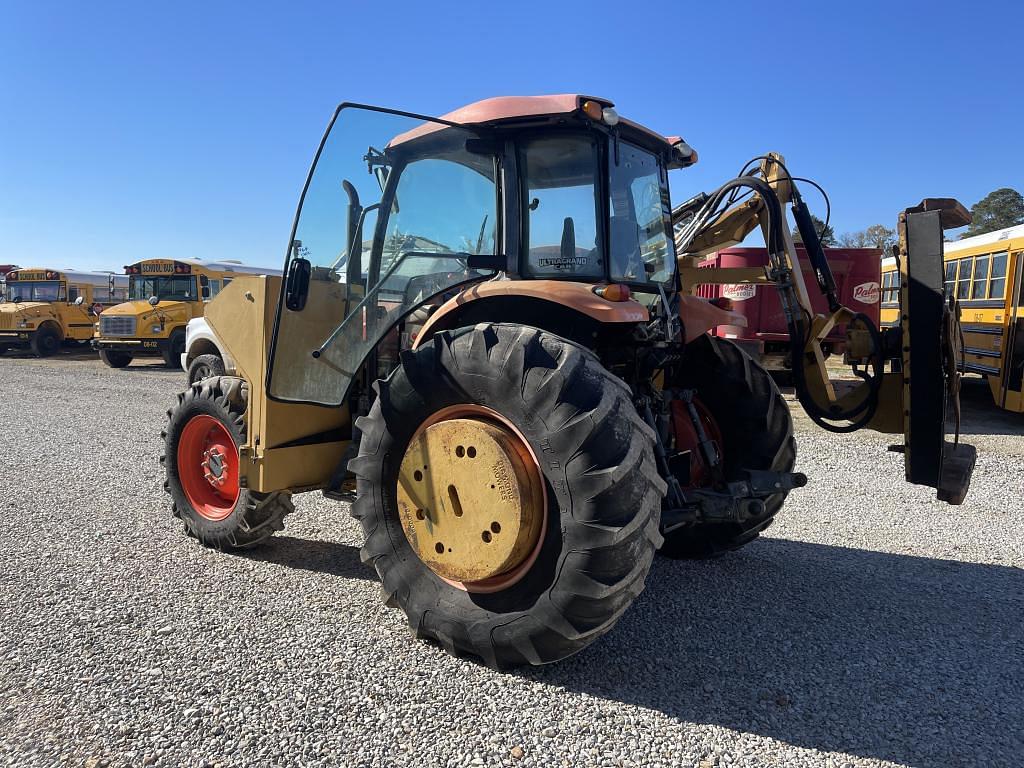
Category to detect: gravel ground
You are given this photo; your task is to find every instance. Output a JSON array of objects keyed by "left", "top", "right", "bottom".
[{"left": 1, "top": 351, "right": 1022, "bottom": 768}]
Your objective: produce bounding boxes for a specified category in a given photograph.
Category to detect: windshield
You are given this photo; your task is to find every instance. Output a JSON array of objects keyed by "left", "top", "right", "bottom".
[
  {"left": 5, "top": 281, "right": 65, "bottom": 302},
  {"left": 609, "top": 141, "right": 675, "bottom": 284},
  {"left": 268, "top": 105, "right": 498, "bottom": 406},
  {"left": 129, "top": 275, "right": 197, "bottom": 302}
]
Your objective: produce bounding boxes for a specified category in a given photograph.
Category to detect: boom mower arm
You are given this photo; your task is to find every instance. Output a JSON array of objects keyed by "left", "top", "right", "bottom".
[{"left": 674, "top": 155, "right": 976, "bottom": 504}]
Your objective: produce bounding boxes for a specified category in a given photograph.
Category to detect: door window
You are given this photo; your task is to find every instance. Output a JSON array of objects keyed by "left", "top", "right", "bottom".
[{"left": 268, "top": 106, "right": 498, "bottom": 406}]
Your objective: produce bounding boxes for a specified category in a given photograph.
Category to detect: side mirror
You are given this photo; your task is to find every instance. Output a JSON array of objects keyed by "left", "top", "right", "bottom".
[
  {"left": 285, "top": 257, "right": 311, "bottom": 311},
  {"left": 201, "top": 285, "right": 211, "bottom": 299},
  {"left": 148, "top": 295, "right": 159, "bottom": 306},
  {"left": 74, "top": 296, "right": 84, "bottom": 306}
]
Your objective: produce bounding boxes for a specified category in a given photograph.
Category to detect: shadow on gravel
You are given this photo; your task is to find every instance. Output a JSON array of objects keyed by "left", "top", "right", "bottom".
[
  {"left": 526, "top": 539, "right": 1024, "bottom": 767},
  {"left": 0, "top": 349, "right": 98, "bottom": 361},
  {"left": 949, "top": 376, "right": 1024, "bottom": 437},
  {"left": 240, "top": 536, "right": 375, "bottom": 581}
]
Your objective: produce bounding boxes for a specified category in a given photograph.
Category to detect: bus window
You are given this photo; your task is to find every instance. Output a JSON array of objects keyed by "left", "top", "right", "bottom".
[
  {"left": 989, "top": 252, "right": 1007, "bottom": 299},
  {"left": 113, "top": 287, "right": 128, "bottom": 301},
  {"left": 69, "top": 285, "right": 80, "bottom": 303},
  {"left": 956, "top": 258, "right": 972, "bottom": 300},
  {"left": 971, "top": 254, "right": 990, "bottom": 299},
  {"left": 881, "top": 271, "right": 900, "bottom": 303},
  {"left": 944, "top": 261, "right": 957, "bottom": 296},
  {"left": 208, "top": 280, "right": 221, "bottom": 299}
]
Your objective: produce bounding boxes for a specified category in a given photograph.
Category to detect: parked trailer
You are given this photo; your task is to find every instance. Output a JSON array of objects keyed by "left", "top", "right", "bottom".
[{"left": 696, "top": 247, "right": 881, "bottom": 368}]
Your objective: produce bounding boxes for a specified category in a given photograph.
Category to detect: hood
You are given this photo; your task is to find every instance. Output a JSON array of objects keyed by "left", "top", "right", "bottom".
[
  {"left": 0, "top": 301, "right": 54, "bottom": 317},
  {"left": 102, "top": 299, "right": 190, "bottom": 317}
]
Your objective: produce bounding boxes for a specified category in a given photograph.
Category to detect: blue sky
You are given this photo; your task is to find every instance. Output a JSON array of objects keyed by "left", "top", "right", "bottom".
[{"left": 1, "top": 0, "right": 1021, "bottom": 272}]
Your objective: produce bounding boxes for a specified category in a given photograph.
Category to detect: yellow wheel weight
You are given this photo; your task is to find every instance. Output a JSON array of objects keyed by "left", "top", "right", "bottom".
[{"left": 397, "top": 414, "right": 544, "bottom": 585}]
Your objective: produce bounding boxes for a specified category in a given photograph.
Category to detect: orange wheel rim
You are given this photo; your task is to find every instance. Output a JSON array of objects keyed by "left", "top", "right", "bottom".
[{"left": 177, "top": 414, "right": 240, "bottom": 521}]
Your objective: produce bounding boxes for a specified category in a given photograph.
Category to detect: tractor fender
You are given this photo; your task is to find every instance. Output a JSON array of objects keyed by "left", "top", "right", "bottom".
[
  {"left": 413, "top": 280, "right": 648, "bottom": 349},
  {"left": 413, "top": 280, "right": 748, "bottom": 347}
]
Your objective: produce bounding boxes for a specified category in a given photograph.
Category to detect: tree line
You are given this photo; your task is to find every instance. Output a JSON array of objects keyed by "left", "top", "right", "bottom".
[{"left": 792, "top": 187, "right": 1023, "bottom": 252}]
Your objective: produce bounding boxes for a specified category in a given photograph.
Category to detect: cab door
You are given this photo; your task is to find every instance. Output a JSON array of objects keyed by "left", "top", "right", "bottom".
[{"left": 266, "top": 105, "right": 501, "bottom": 407}]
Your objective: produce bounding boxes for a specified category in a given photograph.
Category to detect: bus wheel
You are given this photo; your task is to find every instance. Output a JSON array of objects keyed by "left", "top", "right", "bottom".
[
  {"left": 31, "top": 325, "right": 61, "bottom": 357},
  {"left": 162, "top": 377, "right": 293, "bottom": 549},
  {"left": 162, "top": 330, "right": 186, "bottom": 367},
  {"left": 99, "top": 350, "right": 132, "bottom": 368},
  {"left": 187, "top": 353, "right": 225, "bottom": 385}
]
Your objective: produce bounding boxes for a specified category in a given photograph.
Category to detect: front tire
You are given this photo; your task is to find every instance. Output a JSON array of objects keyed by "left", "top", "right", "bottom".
[
  {"left": 99, "top": 350, "right": 133, "bottom": 368},
  {"left": 660, "top": 335, "right": 796, "bottom": 559},
  {"left": 31, "top": 325, "right": 61, "bottom": 357},
  {"left": 350, "top": 324, "right": 666, "bottom": 669},
  {"left": 162, "top": 330, "right": 186, "bottom": 367},
  {"left": 162, "top": 376, "right": 293, "bottom": 549},
  {"left": 187, "top": 353, "right": 225, "bottom": 385}
]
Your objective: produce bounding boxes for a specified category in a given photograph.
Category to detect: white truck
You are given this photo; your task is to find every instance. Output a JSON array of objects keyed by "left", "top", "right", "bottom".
[{"left": 181, "top": 316, "right": 232, "bottom": 384}]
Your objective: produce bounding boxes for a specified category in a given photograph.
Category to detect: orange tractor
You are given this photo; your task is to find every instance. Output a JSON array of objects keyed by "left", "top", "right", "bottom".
[{"left": 161, "top": 96, "right": 974, "bottom": 667}]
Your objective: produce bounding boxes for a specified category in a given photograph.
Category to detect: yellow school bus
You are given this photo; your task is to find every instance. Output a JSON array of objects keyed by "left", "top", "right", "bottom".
[
  {"left": 882, "top": 223, "right": 1024, "bottom": 411},
  {"left": 93, "top": 258, "right": 282, "bottom": 368},
  {"left": 0, "top": 268, "right": 129, "bottom": 357}
]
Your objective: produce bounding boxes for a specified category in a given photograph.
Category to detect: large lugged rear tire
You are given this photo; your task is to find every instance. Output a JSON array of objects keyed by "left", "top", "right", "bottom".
[
  {"left": 660, "top": 335, "right": 796, "bottom": 559},
  {"left": 349, "top": 323, "right": 666, "bottom": 669},
  {"left": 162, "top": 376, "right": 293, "bottom": 549}
]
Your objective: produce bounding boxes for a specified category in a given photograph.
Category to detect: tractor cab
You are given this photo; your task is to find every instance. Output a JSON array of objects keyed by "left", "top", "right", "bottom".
[{"left": 269, "top": 96, "right": 696, "bottom": 405}]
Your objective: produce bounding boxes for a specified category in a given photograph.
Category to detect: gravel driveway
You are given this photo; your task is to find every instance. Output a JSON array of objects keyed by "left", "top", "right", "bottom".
[{"left": 1, "top": 353, "right": 1021, "bottom": 768}]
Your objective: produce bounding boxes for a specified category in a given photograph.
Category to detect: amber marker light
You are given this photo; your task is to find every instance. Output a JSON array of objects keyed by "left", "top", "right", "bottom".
[
  {"left": 593, "top": 284, "right": 632, "bottom": 302},
  {"left": 581, "top": 100, "right": 603, "bottom": 121}
]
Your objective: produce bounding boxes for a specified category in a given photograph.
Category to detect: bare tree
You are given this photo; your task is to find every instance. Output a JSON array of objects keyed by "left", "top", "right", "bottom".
[{"left": 837, "top": 224, "right": 895, "bottom": 253}]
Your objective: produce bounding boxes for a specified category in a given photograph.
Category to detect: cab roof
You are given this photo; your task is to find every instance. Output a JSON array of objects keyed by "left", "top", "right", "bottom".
[{"left": 389, "top": 94, "right": 685, "bottom": 158}]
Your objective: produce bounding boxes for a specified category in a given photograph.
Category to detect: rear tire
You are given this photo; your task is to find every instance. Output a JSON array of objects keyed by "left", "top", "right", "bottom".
[
  {"left": 99, "top": 350, "right": 132, "bottom": 368},
  {"left": 659, "top": 335, "right": 796, "bottom": 559},
  {"left": 162, "top": 330, "right": 186, "bottom": 367},
  {"left": 187, "top": 353, "right": 225, "bottom": 385},
  {"left": 350, "top": 323, "right": 666, "bottom": 668},
  {"left": 162, "top": 376, "right": 293, "bottom": 549},
  {"left": 31, "top": 325, "right": 61, "bottom": 357}
]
